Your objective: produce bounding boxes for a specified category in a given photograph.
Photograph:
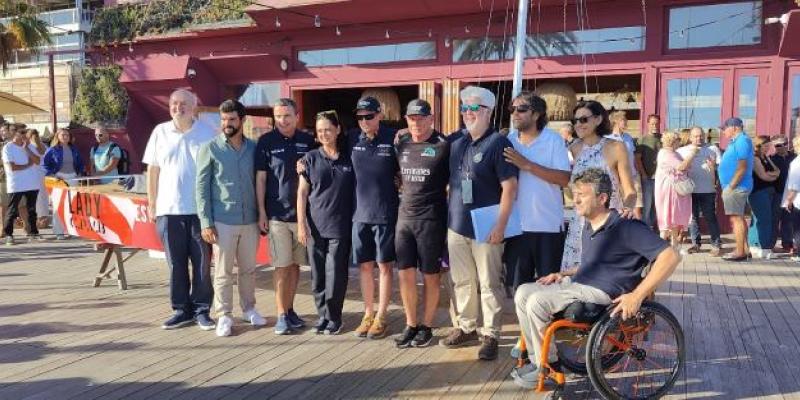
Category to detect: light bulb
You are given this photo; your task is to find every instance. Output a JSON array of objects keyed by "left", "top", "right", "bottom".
[
  {"left": 336, "top": 26, "right": 341, "bottom": 36},
  {"left": 314, "top": 15, "right": 321, "bottom": 28}
]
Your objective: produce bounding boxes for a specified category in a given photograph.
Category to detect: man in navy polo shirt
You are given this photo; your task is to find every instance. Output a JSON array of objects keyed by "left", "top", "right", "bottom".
[
  {"left": 255, "top": 98, "right": 315, "bottom": 334},
  {"left": 350, "top": 96, "right": 399, "bottom": 340},
  {"left": 511, "top": 168, "right": 680, "bottom": 388},
  {"left": 441, "top": 86, "right": 518, "bottom": 361}
]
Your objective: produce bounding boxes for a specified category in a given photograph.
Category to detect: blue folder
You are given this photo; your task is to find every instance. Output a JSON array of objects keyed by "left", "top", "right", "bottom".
[{"left": 470, "top": 204, "right": 523, "bottom": 243}]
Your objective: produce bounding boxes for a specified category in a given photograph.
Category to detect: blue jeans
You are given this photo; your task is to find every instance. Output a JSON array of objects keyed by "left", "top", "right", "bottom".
[
  {"left": 641, "top": 178, "right": 656, "bottom": 229},
  {"left": 748, "top": 188, "right": 776, "bottom": 249},
  {"left": 156, "top": 215, "right": 213, "bottom": 316},
  {"left": 688, "top": 193, "right": 721, "bottom": 248}
]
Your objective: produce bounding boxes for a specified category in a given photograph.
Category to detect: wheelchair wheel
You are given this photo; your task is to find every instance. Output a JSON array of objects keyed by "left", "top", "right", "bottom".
[
  {"left": 555, "top": 326, "right": 625, "bottom": 375},
  {"left": 586, "top": 301, "right": 685, "bottom": 400}
]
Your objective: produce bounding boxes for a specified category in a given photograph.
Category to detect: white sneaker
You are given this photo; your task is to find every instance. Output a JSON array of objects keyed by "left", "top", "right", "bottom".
[
  {"left": 216, "top": 315, "right": 233, "bottom": 337},
  {"left": 242, "top": 309, "right": 267, "bottom": 326},
  {"left": 750, "top": 247, "right": 763, "bottom": 259},
  {"left": 763, "top": 249, "right": 773, "bottom": 260}
]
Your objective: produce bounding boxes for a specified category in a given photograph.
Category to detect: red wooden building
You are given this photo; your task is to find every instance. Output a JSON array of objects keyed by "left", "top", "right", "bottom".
[{"left": 107, "top": 0, "right": 800, "bottom": 169}]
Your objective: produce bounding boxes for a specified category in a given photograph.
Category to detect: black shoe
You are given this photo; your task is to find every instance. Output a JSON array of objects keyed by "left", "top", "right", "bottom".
[
  {"left": 195, "top": 313, "right": 216, "bottom": 331},
  {"left": 162, "top": 311, "right": 194, "bottom": 330},
  {"left": 314, "top": 317, "right": 329, "bottom": 334},
  {"left": 478, "top": 335, "right": 499, "bottom": 360},
  {"left": 395, "top": 325, "right": 419, "bottom": 348},
  {"left": 324, "top": 320, "right": 343, "bottom": 335},
  {"left": 411, "top": 325, "right": 434, "bottom": 348}
]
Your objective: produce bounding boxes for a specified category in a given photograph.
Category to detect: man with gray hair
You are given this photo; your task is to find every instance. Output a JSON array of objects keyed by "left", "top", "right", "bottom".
[
  {"left": 511, "top": 168, "right": 679, "bottom": 388},
  {"left": 143, "top": 89, "right": 217, "bottom": 330},
  {"left": 441, "top": 85, "right": 518, "bottom": 360}
]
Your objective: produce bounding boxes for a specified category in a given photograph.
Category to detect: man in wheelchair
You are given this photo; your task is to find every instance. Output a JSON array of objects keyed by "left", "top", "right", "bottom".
[{"left": 511, "top": 168, "right": 681, "bottom": 389}]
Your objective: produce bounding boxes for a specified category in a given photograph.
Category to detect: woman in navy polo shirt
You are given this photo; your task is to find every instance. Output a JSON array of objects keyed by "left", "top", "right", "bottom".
[{"left": 297, "top": 111, "right": 355, "bottom": 335}]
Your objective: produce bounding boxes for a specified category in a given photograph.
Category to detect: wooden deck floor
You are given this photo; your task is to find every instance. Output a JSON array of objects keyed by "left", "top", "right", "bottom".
[{"left": 1, "top": 235, "right": 800, "bottom": 399}]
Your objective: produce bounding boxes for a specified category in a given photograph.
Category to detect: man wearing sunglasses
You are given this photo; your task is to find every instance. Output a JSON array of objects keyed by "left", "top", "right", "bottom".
[
  {"left": 255, "top": 98, "right": 315, "bottom": 334},
  {"left": 88, "top": 125, "right": 122, "bottom": 185},
  {"left": 770, "top": 136, "right": 795, "bottom": 252},
  {"left": 349, "top": 96, "right": 398, "bottom": 340},
  {"left": 442, "top": 85, "right": 518, "bottom": 361}
]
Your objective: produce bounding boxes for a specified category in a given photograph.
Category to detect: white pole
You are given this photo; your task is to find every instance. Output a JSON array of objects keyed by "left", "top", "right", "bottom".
[{"left": 511, "top": 0, "right": 530, "bottom": 98}]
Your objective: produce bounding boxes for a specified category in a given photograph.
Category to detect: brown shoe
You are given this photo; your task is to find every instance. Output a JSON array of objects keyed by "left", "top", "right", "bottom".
[
  {"left": 686, "top": 245, "right": 701, "bottom": 254},
  {"left": 440, "top": 328, "right": 479, "bottom": 348},
  {"left": 353, "top": 313, "right": 374, "bottom": 338},
  {"left": 709, "top": 247, "right": 722, "bottom": 257},
  {"left": 478, "top": 335, "right": 499, "bottom": 360},
  {"left": 367, "top": 316, "right": 387, "bottom": 339}
]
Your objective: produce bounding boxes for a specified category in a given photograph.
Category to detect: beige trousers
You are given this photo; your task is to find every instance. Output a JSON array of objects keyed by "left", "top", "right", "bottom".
[
  {"left": 514, "top": 278, "right": 611, "bottom": 366},
  {"left": 212, "top": 222, "right": 260, "bottom": 318},
  {"left": 447, "top": 229, "right": 505, "bottom": 338}
]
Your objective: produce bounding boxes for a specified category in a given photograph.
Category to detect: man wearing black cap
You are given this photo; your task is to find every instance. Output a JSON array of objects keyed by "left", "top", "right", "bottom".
[
  {"left": 393, "top": 99, "right": 450, "bottom": 348},
  {"left": 350, "top": 96, "right": 399, "bottom": 340},
  {"left": 718, "top": 117, "right": 754, "bottom": 261}
]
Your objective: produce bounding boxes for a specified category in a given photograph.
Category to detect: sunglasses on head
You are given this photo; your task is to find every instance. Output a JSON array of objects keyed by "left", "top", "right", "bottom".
[
  {"left": 460, "top": 104, "right": 488, "bottom": 113},
  {"left": 355, "top": 113, "right": 377, "bottom": 121},
  {"left": 316, "top": 110, "right": 340, "bottom": 121},
  {"left": 571, "top": 115, "right": 596, "bottom": 125},
  {"left": 508, "top": 104, "right": 534, "bottom": 114}
]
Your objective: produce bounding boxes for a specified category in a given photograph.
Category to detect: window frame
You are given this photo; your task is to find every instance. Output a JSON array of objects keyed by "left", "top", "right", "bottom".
[
  {"left": 295, "top": 40, "right": 438, "bottom": 69},
  {"left": 663, "top": 0, "right": 766, "bottom": 55}
]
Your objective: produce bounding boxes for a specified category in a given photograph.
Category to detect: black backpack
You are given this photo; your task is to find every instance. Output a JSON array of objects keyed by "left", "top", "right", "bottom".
[{"left": 91, "top": 142, "right": 130, "bottom": 175}]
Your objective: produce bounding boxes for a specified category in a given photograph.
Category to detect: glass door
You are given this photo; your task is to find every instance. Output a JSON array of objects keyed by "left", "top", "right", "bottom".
[
  {"left": 733, "top": 68, "right": 769, "bottom": 136},
  {"left": 789, "top": 68, "right": 800, "bottom": 141},
  {"left": 660, "top": 70, "right": 732, "bottom": 146}
]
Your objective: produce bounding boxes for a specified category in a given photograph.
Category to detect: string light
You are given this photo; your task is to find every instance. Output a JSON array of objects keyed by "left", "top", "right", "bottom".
[
  {"left": 314, "top": 14, "right": 321, "bottom": 28},
  {"left": 428, "top": 29, "right": 432, "bottom": 38},
  {"left": 385, "top": 29, "right": 390, "bottom": 39},
  {"left": 128, "top": 42, "right": 134, "bottom": 53},
  {"left": 444, "top": 36, "right": 451, "bottom": 48},
  {"left": 335, "top": 26, "right": 341, "bottom": 36},
  {"left": 275, "top": 16, "right": 281, "bottom": 28},
  {"left": 465, "top": 26, "right": 471, "bottom": 33}
]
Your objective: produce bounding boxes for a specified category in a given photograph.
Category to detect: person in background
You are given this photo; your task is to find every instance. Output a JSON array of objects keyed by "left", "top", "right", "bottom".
[
  {"left": 196, "top": 99, "right": 266, "bottom": 337},
  {"left": 607, "top": 111, "right": 643, "bottom": 219},
  {"left": 0, "top": 124, "right": 10, "bottom": 235},
  {"left": 43, "top": 128, "right": 85, "bottom": 240},
  {"left": 654, "top": 131, "right": 694, "bottom": 251},
  {"left": 748, "top": 136, "right": 780, "bottom": 259},
  {"left": 143, "top": 89, "right": 217, "bottom": 330},
  {"left": 559, "top": 122, "right": 577, "bottom": 147},
  {"left": 679, "top": 126, "right": 721, "bottom": 256},
  {"left": 297, "top": 110, "right": 355, "bottom": 336},
  {"left": 25, "top": 129, "right": 49, "bottom": 229},
  {"left": 2, "top": 126, "right": 42, "bottom": 245},
  {"left": 350, "top": 96, "right": 398, "bottom": 341},
  {"left": 636, "top": 114, "right": 662, "bottom": 229},
  {"left": 781, "top": 136, "right": 800, "bottom": 262},
  {"left": 770, "top": 136, "right": 795, "bottom": 253},
  {"left": 718, "top": 117, "right": 754, "bottom": 262},
  {"left": 441, "top": 86, "right": 518, "bottom": 361},
  {"left": 88, "top": 125, "right": 121, "bottom": 184},
  {"left": 678, "top": 128, "right": 692, "bottom": 148}
]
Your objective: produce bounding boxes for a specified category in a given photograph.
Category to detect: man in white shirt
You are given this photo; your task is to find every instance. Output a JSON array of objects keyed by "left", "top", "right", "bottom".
[
  {"left": 678, "top": 126, "right": 721, "bottom": 255},
  {"left": 2, "top": 127, "right": 42, "bottom": 245},
  {"left": 143, "top": 89, "right": 217, "bottom": 330}
]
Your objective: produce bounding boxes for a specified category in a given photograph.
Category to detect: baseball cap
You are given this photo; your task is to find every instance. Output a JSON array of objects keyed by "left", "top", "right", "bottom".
[
  {"left": 406, "top": 99, "right": 432, "bottom": 116},
  {"left": 720, "top": 117, "right": 744, "bottom": 129},
  {"left": 354, "top": 96, "right": 381, "bottom": 113}
]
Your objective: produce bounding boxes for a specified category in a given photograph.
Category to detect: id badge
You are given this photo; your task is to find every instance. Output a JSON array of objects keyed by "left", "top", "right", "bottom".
[{"left": 461, "top": 178, "right": 473, "bottom": 204}]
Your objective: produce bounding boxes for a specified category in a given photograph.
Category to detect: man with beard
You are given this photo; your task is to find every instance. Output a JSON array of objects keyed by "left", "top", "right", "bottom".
[
  {"left": 196, "top": 99, "right": 266, "bottom": 337},
  {"left": 502, "top": 92, "right": 571, "bottom": 290},
  {"left": 441, "top": 86, "right": 518, "bottom": 360}
]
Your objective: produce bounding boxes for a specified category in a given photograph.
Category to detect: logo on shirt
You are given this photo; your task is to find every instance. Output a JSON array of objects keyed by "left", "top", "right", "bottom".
[
  {"left": 353, "top": 146, "right": 366, "bottom": 152},
  {"left": 295, "top": 143, "right": 309, "bottom": 148},
  {"left": 473, "top": 152, "right": 483, "bottom": 163},
  {"left": 271, "top": 148, "right": 285, "bottom": 155},
  {"left": 342, "top": 166, "right": 352, "bottom": 172},
  {"left": 421, "top": 147, "right": 436, "bottom": 157}
]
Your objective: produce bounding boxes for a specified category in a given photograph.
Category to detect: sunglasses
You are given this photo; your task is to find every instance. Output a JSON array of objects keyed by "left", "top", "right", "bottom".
[
  {"left": 572, "top": 115, "right": 596, "bottom": 125},
  {"left": 355, "top": 113, "right": 377, "bottom": 121},
  {"left": 508, "top": 104, "right": 534, "bottom": 114},
  {"left": 460, "top": 104, "right": 488, "bottom": 113}
]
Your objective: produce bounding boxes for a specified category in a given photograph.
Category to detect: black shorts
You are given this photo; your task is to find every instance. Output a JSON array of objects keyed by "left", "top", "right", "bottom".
[
  {"left": 503, "top": 231, "right": 565, "bottom": 290},
  {"left": 395, "top": 218, "right": 446, "bottom": 274},
  {"left": 352, "top": 222, "right": 396, "bottom": 264}
]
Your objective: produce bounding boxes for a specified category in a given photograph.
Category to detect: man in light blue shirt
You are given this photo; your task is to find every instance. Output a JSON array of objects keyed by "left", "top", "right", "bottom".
[
  {"left": 89, "top": 126, "right": 121, "bottom": 184},
  {"left": 718, "top": 117, "right": 754, "bottom": 261}
]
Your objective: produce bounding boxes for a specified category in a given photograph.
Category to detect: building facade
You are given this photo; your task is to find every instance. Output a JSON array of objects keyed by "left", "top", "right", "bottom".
[{"left": 108, "top": 0, "right": 800, "bottom": 167}]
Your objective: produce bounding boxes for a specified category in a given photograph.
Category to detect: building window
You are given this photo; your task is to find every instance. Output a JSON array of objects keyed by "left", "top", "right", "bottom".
[
  {"left": 452, "top": 26, "right": 645, "bottom": 62},
  {"left": 298, "top": 41, "right": 436, "bottom": 67},
  {"left": 666, "top": 77, "right": 723, "bottom": 132},
  {"left": 791, "top": 74, "right": 800, "bottom": 140},
  {"left": 738, "top": 76, "right": 758, "bottom": 134},
  {"left": 668, "top": 1, "right": 762, "bottom": 50}
]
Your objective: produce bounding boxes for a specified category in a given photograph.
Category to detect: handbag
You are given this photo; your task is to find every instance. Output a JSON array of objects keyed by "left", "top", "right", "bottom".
[{"left": 671, "top": 172, "right": 695, "bottom": 196}]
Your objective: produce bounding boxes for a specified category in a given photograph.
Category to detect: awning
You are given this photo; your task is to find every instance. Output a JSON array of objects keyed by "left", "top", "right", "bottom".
[{"left": 0, "top": 91, "right": 46, "bottom": 114}]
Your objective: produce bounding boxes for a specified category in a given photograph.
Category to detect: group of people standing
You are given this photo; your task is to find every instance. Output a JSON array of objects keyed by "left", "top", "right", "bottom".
[{"left": 1, "top": 121, "right": 125, "bottom": 244}]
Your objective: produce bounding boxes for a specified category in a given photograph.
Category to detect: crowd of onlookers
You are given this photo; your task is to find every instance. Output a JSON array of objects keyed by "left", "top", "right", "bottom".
[{"left": 0, "top": 119, "right": 125, "bottom": 244}]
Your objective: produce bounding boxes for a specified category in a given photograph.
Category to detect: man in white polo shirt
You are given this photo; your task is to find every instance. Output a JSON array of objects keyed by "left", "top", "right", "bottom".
[
  {"left": 143, "top": 89, "right": 217, "bottom": 330},
  {"left": 2, "top": 127, "right": 42, "bottom": 245},
  {"left": 503, "top": 92, "right": 571, "bottom": 289}
]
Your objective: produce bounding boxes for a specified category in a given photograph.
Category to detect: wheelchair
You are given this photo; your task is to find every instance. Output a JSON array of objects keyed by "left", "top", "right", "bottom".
[{"left": 515, "top": 300, "right": 685, "bottom": 399}]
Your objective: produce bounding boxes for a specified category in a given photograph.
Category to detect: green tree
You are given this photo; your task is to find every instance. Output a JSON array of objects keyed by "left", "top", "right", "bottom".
[{"left": 0, "top": 0, "right": 51, "bottom": 73}]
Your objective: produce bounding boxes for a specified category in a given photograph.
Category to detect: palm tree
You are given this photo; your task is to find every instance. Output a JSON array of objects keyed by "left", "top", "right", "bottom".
[{"left": 0, "top": 1, "right": 51, "bottom": 73}]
